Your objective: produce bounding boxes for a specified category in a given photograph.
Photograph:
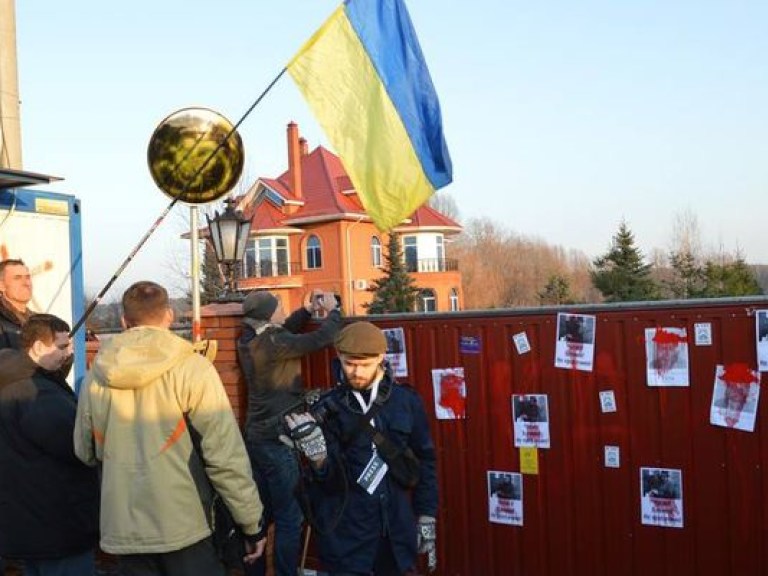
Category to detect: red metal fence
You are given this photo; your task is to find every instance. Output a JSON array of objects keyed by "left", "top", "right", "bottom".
[{"left": 290, "top": 297, "right": 768, "bottom": 576}]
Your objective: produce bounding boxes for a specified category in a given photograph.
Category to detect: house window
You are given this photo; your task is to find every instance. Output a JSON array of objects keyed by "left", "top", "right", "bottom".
[
  {"left": 403, "top": 236, "right": 418, "bottom": 272},
  {"left": 371, "top": 236, "right": 382, "bottom": 267},
  {"left": 450, "top": 288, "right": 460, "bottom": 311},
  {"left": 243, "top": 237, "right": 289, "bottom": 277},
  {"left": 417, "top": 288, "right": 437, "bottom": 312},
  {"left": 306, "top": 235, "right": 323, "bottom": 269}
]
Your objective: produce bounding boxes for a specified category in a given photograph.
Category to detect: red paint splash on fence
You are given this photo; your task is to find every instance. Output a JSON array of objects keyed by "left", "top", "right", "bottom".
[
  {"left": 720, "top": 363, "right": 759, "bottom": 427},
  {"left": 651, "top": 327, "right": 687, "bottom": 378},
  {"left": 438, "top": 372, "right": 466, "bottom": 419}
]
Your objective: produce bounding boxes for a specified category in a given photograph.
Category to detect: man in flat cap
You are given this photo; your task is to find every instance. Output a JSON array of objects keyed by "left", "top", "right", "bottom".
[
  {"left": 285, "top": 321, "right": 439, "bottom": 576},
  {"left": 237, "top": 289, "right": 341, "bottom": 576}
]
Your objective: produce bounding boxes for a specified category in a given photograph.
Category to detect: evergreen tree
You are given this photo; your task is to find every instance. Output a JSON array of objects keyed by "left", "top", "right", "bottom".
[
  {"left": 697, "top": 257, "right": 763, "bottom": 297},
  {"left": 365, "top": 233, "right": 421, "bottom": 314},
  {"left": 538, "top": 274, "right": 573, "bottom": 305},
  {"left": 591, "top": 222, "right": 660, "bottom": 302},
  {"left": 666, "top": 249, "right": 705, "bottom": 299},
  {"left": 200, "top": 240, "right": 225, "bottom": 304}
]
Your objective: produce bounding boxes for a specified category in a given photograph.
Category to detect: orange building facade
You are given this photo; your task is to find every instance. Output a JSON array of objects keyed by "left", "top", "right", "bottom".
[{"left": 233, "top": 122, "right": 463, "bottom": 315}]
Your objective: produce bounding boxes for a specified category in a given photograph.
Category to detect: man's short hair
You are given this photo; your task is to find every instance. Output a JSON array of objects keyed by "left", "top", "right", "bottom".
[
  {"left": 21, "top": 314, "right": 70, "bottom": 351},
  {"left": 122, "top": 281, "right": 170, "bottom": 327},
  {"left": 0, "top": 258, "right": 26, "bottom": 278}
]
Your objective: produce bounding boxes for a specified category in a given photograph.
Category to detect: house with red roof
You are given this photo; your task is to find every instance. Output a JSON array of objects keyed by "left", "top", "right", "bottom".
[{"left": 234, "top": 122, "right": 463, "bottom": 315}]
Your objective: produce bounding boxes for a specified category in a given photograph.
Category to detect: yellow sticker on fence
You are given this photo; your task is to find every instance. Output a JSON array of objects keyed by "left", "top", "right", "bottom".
[{"left": 519, "top": 447, "right": 539, "bottom": 475}]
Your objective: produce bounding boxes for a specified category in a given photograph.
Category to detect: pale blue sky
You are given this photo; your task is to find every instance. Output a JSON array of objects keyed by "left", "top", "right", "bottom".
[{"left": 14, "top": 0, "right": 768, "bottom": 297}]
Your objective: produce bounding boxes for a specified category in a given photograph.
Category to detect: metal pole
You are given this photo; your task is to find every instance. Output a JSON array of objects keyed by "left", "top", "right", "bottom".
[{"left": 190, "top": 205, "right": 201, "bottom": 342}]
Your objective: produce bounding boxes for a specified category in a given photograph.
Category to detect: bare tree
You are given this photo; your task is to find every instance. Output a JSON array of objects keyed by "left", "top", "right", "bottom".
[{"left": 428, "top": 191, "right": 461, "bottom": 222}]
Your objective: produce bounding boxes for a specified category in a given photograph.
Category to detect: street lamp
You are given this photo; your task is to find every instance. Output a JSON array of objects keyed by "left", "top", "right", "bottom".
[{"left": 206, "top": 196, "right": 252, "bottom": 300}]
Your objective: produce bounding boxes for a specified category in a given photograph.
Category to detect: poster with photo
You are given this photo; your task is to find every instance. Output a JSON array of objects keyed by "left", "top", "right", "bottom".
[
  {"left": 756, "top": 310, "right": 768, "bottom": 371},
  {"left": 382, "top": 327, "right": 407, "bottom": 377},
  {"left": 645, "top": 327, "right": 689, "bottom": 387},
  {"left": 512, "top": 331, "right": 531, "bottom": 355},
  {"left": 488, "top": 471, "right": 523, "bottom": 526},
  {"left": 640, "top": 467, "right": 684, "bottom": 528},
  {"left": 554, "top": 313, "right": 596, "bottom": 372},
  {"left": 710, "top": 364, "right": 760, "bottom": 432},
  {"left": 512, "top": 394, "right": 550, "bottom": 448},
  {"left": 431, "top": 368, "right": 466, "bottom": 420}
]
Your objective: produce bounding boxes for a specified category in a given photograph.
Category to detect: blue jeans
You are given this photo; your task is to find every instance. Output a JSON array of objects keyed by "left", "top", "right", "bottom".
[
  {"left": 23, "top": 549, "right": 95, "bottom": 576},
  {"left": 246, "top": 440, "right": 304, "bottom": 576}
]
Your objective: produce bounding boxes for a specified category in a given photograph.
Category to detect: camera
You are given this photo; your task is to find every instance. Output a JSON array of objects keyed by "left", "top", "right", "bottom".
[
  {"left": 314, "top": 293, "right": 342, "bottom": 309},
  {"left": 279, "top": 388, "right": 337, "bottom": 432}
]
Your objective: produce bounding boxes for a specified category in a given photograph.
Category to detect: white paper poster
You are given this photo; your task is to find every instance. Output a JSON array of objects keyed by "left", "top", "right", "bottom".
[
  {"left": 756, "top": 310, "right": 768, "bottom": 372},
  {"left": 512, "top": 331, "right": 531, "bottom": 355},
  {"left": 710, "top": 364, "right": 761, "bottom": 432},
  {"left": 431, "top": 368, "right": 466, "bottom": 420},
  {"left": 645, "top": 327, "right": 689, "bottom": 387},
  {"left": 512, "top": 394, "right": 550, "bottom": 448},
  {"left": 554, "top": 313, "right": 596, "bottom": 372},
  {"left": 488, "top": 471, "right": 523, "bottom": 526},
  {"left": 694, "top": 322, "right": 712, "bottom": 346},
  {"left": 640, "top": 467, "right": 684, "bottom": 528},
  {"left": 383, "top": 327, "right": 407, "bottom": 377},
  {"left": 599, "top": 390, "right": 617, "bottom": 413}
]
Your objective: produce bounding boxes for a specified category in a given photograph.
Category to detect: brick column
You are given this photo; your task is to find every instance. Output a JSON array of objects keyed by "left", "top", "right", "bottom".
[{"left": 200, "top": 302, "right": 247, "bottom": 426}]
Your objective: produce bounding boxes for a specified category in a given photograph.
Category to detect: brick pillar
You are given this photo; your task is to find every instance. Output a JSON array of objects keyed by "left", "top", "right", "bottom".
[{"left": 200, "top": 302, "right": 247, "bottom": 426}]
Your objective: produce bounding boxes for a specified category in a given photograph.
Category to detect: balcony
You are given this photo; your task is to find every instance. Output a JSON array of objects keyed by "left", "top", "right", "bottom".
[
  {"left": 241, "top": 260, "right": 302, "bottom": 278},
  {"left": 405, "top": 258, "right": 459, "bottom": 273}
]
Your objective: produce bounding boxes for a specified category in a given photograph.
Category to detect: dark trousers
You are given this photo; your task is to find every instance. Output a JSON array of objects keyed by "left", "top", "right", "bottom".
[
  {"left": 117, "top": 537, "right": 225, "bottom": 576},
  {"left": 245, "top": 440, "right": 304, "bottom": 576},
  {"left": 329, "top": 537, "right": 414, "bottom": 576}
]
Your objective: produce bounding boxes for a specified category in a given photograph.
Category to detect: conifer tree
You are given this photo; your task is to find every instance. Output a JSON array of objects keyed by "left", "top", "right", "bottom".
[
  {"left": 365, "top": 233, "right": 421, "bottom": 314},
  {"left": 591, "top": 221, "right": 660, "bottom": 302},
  {"left": 200, "top": 241, "right": 225, "bottom": 304},
  {"left": 538, "top": 274, "right": 574, "bottom": 305}
]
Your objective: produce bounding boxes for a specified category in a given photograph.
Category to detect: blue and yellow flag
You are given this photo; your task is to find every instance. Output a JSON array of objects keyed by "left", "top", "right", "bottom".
[{"left": 287, "top": 0, "right": 452, "bottom": 232}]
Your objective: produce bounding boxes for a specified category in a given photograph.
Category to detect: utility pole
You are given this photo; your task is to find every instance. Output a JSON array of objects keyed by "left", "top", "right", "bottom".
[{"left": 0, "top": 0, "right": 22, "bottom": 169}]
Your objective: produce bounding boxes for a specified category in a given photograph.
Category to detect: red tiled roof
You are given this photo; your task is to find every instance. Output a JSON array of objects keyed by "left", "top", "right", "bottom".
[{"left": 249, "top": 141, "right": 461, "bottom": 231}]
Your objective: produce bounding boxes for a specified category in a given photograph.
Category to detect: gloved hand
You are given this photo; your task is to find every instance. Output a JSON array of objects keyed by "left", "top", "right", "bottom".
[
  {"left": 416, "top": 515, "right": 437, "bottom": 572},
  {"left": 282, "top": 413, "right": 327, "bottom": 464}
]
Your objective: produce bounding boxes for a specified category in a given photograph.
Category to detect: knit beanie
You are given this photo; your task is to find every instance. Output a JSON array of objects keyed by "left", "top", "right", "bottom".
[{"left": 242, "top": 291, "right": 279, "bottom": 320}]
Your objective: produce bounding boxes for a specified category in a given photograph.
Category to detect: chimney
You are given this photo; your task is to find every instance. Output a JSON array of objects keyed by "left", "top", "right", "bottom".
[
  {"left": 286, "top": 122, "right": 303, "bottom": 200},
  {"left": 299, "top": 137, "right": 309, "bottom": 156}
]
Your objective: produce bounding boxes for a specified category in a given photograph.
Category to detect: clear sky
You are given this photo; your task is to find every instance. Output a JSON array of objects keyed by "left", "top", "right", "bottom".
[{"left": 14, "top": 0, "right": 768, "bottom": 298}]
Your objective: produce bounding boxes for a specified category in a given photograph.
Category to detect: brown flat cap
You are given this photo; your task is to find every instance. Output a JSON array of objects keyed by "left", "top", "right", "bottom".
[{"left": 335, "top": 321, "right": 387, "bottom": 356}]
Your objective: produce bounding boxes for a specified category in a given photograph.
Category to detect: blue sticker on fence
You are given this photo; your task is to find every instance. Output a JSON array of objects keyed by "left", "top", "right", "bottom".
[{"left": 460, "top": 335, "right": 481, "bottom": 354}]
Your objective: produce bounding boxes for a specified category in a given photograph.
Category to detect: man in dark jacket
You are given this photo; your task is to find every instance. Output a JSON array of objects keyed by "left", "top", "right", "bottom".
[
  {"left": 285, "top": 322, "right": 439, "bottom": 576},
  {"left": 0, "top": 259, "right": 33, "bottom": 350},
  {"left": 238, "top": 290, "right": 342, "bottom": 576},
  {"left": 0, "top": 314, "right": 100, "bottom": 575}
]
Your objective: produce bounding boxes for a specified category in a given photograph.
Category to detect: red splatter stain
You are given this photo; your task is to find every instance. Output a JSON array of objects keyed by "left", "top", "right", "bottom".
[
  {"left": 650, "top": 328, "right": 686, "bottom": 378},
  {"left": 566, "top": 342, "right": 584, "bottom": 370},
  {"left": 438, "top": 372, "right": 466, "bottom": 419},
  {"left": 719, "top": 363, "right": 759, "bottom": 427}
]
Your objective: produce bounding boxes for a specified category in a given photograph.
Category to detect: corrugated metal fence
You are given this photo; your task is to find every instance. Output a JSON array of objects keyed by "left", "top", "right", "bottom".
[{"left": 298, "top": 297, "right": 768, "bottom": 576}]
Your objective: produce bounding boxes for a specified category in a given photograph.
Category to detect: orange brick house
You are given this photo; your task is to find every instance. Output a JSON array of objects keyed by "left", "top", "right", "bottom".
[{"left": 232, "top": 122, "right": 463, "bottom": 315}]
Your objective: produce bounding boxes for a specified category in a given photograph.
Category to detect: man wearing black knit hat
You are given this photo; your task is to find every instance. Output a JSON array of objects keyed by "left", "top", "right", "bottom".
[{"left": 237, "top": 289, "right": 341, "bottom": 576}]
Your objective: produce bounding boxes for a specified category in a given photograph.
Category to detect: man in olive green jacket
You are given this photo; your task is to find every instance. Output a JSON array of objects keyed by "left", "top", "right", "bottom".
[{"left": 74, "top": 281, "right": 265, "bottom": 576}]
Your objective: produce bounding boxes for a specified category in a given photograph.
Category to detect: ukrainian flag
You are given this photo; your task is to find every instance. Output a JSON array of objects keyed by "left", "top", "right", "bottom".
[{"left": 287, "top": 0, "right": 453, "bottom": 232}]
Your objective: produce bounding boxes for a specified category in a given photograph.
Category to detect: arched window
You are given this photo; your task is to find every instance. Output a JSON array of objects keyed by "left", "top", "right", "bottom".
[
  {"left": 306, "top": 235, "right": 322, "bottom": 269},
  {"left": 417, "top": 288, "right": 437, "bottom": 312},
  {"left": 450, "top": 288, "right": 460, "bottom": 311},
  {"left": 371, "top": 236, "right": 382, "bottom": 267}
]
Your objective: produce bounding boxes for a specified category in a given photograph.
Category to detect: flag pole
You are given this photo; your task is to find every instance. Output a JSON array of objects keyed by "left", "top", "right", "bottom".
[{"left": 190, "top": 205, "right": 202, "bottom": 342}]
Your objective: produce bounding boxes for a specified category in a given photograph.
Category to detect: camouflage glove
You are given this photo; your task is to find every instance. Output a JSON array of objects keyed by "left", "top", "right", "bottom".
[
  {"left": 283, "top": 413, "right": 327, "bottom": 463},
  {"left": 417, "top": 515, "right": 437, "bottom": 572}
]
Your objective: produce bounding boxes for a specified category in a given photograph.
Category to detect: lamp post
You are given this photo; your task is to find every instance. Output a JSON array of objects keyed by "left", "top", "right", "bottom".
[{"left": 206, "top": 196, "right": 252, "bottom": 301}]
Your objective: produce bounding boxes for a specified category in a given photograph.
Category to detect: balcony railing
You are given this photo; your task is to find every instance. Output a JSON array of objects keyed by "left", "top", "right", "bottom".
[
  {"left": 405, "top": 258, "right": 458, "bottom": 273},
  {"left": 241, "top": 260, "right": 302, "bottom": 278}
]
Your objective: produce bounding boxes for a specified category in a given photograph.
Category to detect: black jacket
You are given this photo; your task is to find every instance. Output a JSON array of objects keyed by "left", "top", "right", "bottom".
[
  {"left": 240, "top": 308, "right": 342, "bottom": 442},
  {"left": 0, "top": 297, "right": 27, "bottom": 350},
  {"left": 0, "top": 349, "right": 100, "bottom": 559},
  {"left": 306, "top": 366, "right": 439, "bottom": 573}
]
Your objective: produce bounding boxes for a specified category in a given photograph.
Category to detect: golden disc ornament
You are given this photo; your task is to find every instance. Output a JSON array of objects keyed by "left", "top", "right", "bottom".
[{"left": 147, "top": 107, "right": 244, "bottom": 204}]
